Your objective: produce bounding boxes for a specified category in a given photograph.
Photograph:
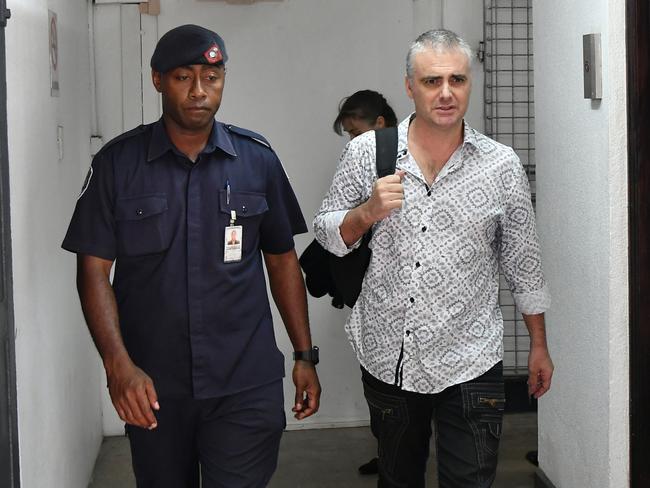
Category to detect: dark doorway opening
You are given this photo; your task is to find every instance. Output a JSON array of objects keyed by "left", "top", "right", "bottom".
[{"left": 628, "top": 0, "right": 650, "bottom": 486}]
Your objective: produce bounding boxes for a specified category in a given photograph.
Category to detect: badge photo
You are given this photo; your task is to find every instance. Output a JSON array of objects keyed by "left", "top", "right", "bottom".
[{"left": 224, "top": 225, "right": 243, "bottom": 263}]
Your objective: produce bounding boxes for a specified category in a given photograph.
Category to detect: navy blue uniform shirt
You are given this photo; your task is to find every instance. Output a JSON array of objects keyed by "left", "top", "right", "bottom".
[{"left": 63, "top": 119, "right": 307, "bottom": 399}]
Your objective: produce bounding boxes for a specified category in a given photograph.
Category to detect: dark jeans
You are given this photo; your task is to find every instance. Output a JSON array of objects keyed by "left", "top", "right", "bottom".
[
  {"left": 126, "top": 380, "right": 285, "bottom": 488},
  {"left": 362, "top": 363, "right": 505, "bottom": 488}
]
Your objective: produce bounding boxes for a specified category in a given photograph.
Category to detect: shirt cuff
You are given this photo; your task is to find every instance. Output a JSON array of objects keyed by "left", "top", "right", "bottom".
[
  {"left": 317, "top": 210, "right": 362, "bottom": 257},
  {"left": 512, "top": 283, "right": 551, "bottom": 315}
]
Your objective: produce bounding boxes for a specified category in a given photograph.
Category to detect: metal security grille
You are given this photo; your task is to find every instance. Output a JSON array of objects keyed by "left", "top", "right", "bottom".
[{"left": 483, "top": 0, "right": 534, "bottom": 375}]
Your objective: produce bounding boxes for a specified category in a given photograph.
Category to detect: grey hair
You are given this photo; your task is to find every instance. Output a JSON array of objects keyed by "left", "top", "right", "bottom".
[{"left": 406, "top": 29, "right": 473, "bottom": 79}]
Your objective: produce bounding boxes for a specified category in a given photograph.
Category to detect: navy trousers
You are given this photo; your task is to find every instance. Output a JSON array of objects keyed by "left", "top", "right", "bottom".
[
  {"left": 126, "top": 379, "right": 285, "bottom": 488},
  {"left": 362, "top": 363, "right": 505, "bottom": 488}
]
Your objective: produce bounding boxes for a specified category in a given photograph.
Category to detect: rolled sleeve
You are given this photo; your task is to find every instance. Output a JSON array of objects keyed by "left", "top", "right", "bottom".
[
  {"left": 313, "top": 135, "right": 374, "bottom": 257},
  {"left": 499, "top": 154, "right": 551, "bottom": 314},
  {"left": 316, "top": 209, "right": 365, "bottom": 257},
  {"left": 513, "top": 282, "right": 551, "bottom": 314}
]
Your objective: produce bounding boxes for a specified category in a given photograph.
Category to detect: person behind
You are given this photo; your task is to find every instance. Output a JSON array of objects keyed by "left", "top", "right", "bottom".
[
  {"left": 333, "top": 89, "right": 398, "bottom": 140},
  {"left": 314, "top": 29, "right": 553, "bottom": 487},
  {"left": 333, "top": 89, "right": 397, "bottom": 477},
  {"left": 62, "top": 24, "right": 321, "bottom": 487}
]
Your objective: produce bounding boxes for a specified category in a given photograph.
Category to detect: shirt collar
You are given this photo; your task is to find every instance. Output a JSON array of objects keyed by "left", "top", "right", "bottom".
[
  {"left": 395, "top": 114, "right": 479, "bottom": 162},
  {"left": 461, "top": 120, "right": 480, "bottom": 151},
  {"left": 147, "top": 118, "right": 238, "bottom": 162}
]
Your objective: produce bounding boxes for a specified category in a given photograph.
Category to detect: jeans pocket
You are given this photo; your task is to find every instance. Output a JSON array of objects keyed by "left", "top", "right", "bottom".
[
  {"left": 461, "top": 381, "right": 505, "bottom": 459},
  {"left": 362, "top": 378, "right": 410, "bottom": 486}
]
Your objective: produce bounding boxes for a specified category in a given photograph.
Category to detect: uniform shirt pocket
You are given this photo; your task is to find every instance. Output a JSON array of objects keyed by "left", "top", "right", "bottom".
[
  {"left": 115, "top": 194, "right": 169, "bottom": 256},
  {"left": 219, "top": 190, "right": 268, "bottom": 253}
]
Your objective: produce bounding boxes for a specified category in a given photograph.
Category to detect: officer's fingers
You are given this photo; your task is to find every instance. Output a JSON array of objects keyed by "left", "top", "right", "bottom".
[
  {"left": 307, "top": 387, "right": 321, "bottom": 414},
  {"left": 125, "top": 390, "right": 151, "bottom": 428},
  {"left": 145, "top": 382, "right": 160, "bottom": 411},
  {"left": 297, "top": 394, "right": 319, "bottom": 419},
  {"left": 293, "top": 389, "right": 304, "bottom": 413},
  {"left": 113, "top": 402, "right": 128, "bottom": 423},
  {"left": 135, "top": 388, "right": 157, "bottom": 429},
  {"left": 119, "top": 402, "right": 136, "bottom": 426}
]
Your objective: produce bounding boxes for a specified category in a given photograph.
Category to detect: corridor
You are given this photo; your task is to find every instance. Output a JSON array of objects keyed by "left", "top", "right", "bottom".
[{"left": 89, "top": 413, "right": 537, "bottom": 488}]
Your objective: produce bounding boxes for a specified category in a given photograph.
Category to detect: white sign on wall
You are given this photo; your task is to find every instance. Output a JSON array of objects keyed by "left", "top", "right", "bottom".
[{"left": 49, "top": 10, "right": 59, "bottom": 97}]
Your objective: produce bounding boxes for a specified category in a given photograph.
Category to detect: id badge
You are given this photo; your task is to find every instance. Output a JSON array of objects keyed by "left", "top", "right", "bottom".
[{"left": 224, "top": 225, "right": 243, "bottom": 263}]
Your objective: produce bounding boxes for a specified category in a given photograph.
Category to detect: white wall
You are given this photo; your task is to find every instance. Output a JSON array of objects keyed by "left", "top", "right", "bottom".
[
  {"left": 533, "top": 0, "right": 628, "bottom": 486},
  {"left": 6, "top": 1, "right": 103, "bottom": 486}
]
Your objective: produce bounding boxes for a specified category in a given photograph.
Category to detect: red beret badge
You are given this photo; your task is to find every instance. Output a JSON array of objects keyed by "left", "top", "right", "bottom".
[{"left": 204, "top": 43, "right": 223, "bottom": 64}]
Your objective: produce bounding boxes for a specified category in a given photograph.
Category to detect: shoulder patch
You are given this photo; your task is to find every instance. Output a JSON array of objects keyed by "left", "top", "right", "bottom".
[
  {"left": 78, "top": 165, "right": 93, "bottom": 200},
  {"left": 225, "top": 124, "right": 272, "bottom": 149},
  {"left": 95, "top": 124, "right": 149, "bottom": 158}
]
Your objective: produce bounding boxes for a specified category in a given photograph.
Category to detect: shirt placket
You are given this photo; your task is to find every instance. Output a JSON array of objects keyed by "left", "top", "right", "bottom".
[
  {"left": 186, "top": 160, "right": 207, "bottom": 395},
  {"left": 398, "top": 173, "right": 430, "bottom": 388}
]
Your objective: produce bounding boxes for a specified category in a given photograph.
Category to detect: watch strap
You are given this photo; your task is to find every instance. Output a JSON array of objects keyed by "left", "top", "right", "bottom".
[{"left": 293, "top": 346, "right": 319, "bottom": 365}]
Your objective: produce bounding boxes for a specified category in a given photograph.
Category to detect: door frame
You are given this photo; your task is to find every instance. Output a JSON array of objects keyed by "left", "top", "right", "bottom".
[
  {"left": 627, "top": 0, "right": 650, "bottom": 486},
  {"left": 0, "top": 1, "right": 20, "bottom": 486}
]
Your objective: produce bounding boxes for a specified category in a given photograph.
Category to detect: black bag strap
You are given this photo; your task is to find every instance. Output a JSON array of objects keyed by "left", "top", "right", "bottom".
[{"left": 374, "top": 126, "right": 399, "bottom": 178}]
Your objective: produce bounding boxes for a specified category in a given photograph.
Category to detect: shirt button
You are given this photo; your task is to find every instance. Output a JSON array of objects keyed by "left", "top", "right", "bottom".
[
  {"left": 406, "top": 330, "right": 411, "bottom": 336},
  {"left": 136, "top": 209, "right": 144, "bottom": 216},
  {"left": 415, "top": 262, "right": 421, "bottom": 268},
  {"left": 241, "top": 205, "right": 248, "bottom": 214},
  {"left": 421, "top": 226, "right": 427, "bottom": 232},
  {"left": 409, "top": 297, "right": 415, "bottom": 303},
  {"left": 427, "top": 191, "right": 432, "bottom": 196}
]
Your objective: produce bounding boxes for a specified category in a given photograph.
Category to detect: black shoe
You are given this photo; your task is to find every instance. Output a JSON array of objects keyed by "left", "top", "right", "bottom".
[
  {"left": 358, "top": 457, "right": 379, "bottom": 475},
  {"left": 525, "top": 450, "right": 539, "bottom": 466}
]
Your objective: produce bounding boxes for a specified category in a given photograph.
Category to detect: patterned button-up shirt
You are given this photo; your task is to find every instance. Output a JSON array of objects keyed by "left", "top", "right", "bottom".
[{"left": 314, "top": 115, "right": 550, "bottom": 393}]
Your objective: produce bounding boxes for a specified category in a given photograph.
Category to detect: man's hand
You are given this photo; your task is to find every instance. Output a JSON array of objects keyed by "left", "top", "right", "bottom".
[
  {"left": 291, "top": 361, "right": 321, "bottom": 420},
  {"left": 527, "top": 345, "right": 554, "bottom": 399},
  {"left": 362, "top": 170, "right": 406, "bottom": 223},
  {"left": 106, "top": 358, "right": 160, "bottom": 429}
]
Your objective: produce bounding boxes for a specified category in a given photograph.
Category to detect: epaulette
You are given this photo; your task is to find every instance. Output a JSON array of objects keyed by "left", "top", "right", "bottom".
[
  {"left": 225, "top": 124, "right": 272, "bottom": 150},
  {"left": 95, "top": 124, "right": 149, "bottom": 158}
]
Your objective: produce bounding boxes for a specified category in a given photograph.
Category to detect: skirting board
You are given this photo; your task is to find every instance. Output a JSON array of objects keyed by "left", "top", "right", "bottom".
[{"left": 535, "top": 468, "right": 558, "bottom": 488}]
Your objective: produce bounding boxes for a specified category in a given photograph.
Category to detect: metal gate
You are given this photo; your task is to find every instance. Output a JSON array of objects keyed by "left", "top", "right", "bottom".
[{"left": 483, "top": 0, "right": 535, "bottom": 375}]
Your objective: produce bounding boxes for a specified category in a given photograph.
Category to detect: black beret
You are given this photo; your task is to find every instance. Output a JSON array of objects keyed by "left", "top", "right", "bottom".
[{"left": 151, "top": 24, "right": 228, "bottom": 73}]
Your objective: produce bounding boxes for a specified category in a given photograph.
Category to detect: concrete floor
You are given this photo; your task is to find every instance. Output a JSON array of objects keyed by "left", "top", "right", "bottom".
[{"left": 89, "top": 412, "right": 537, "bottom": 488}]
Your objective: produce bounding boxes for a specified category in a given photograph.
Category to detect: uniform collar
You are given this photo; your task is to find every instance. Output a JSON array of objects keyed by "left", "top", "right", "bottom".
[{"left": 147, "top": 118, "right": 238, "bottom": 162}]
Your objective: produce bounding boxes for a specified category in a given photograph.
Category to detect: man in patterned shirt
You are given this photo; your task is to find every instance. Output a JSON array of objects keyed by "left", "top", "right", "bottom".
[{"left": 314, "top": 29, "right": 553, "bottom": 487}]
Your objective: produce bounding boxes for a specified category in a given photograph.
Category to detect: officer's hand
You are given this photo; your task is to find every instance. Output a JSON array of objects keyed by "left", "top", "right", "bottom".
[
  {"left": 291, "top": 361, "right": 321, "bottom": 420},
  {"left": 106, "top": 359, "right": 160, "bottom": 429},
  {"left": 363, "top": 170, "right": 406, "bottom": 223}
]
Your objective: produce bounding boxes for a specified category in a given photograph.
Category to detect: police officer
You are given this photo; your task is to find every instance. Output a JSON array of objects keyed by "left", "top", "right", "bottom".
[{"left": 63, "top": 24, "right": 321, "bottom": 487}]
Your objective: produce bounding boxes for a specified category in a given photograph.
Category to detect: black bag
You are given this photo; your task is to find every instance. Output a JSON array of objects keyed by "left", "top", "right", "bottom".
[{"left": 299, "top": 127, "right": 399, "bottom": 309}]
